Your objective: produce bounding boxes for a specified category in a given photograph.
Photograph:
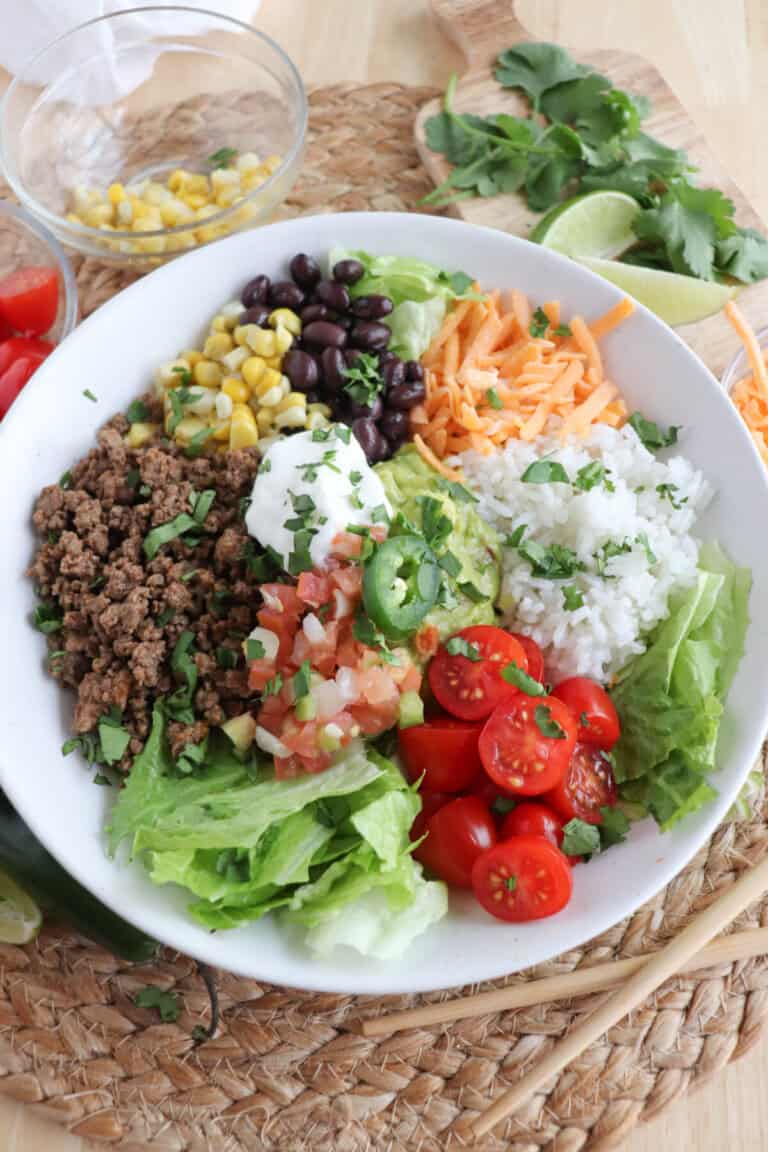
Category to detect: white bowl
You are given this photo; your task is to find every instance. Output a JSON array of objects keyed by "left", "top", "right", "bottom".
[{"left": 1, "top": 213, "right": 767, "bottom": 994}]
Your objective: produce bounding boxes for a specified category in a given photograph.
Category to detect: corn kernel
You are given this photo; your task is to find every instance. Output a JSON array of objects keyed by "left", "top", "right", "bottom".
[
  {"left": 215, "top": 391, "right": 234, "bottom": 420},
  {"left": 252, "top": 366, "right": 282, "bottom": 398},
  {"left": 130, "top": 197, "right": 150, "bottom": 219},
  {"left": 256, "top": 407, "right": 275, "bottom": 433},
  {"left": 144, "top": 182, "right": 172, "bottom": 206},
  {"left": 183, "top": 193, "right": 208, "bottom": 211},
  {"left": 125, "top": 421, "right": 159, "bottom": 448},
  {"left": 264, "top": 355, "right": 282, "bottom": 371},
  {"left": 277, "top": 391, "right": 307, "bottom": 413},
  {"left": 308, "top": 402, "right": 332, "bottom": 418},
  {"left": 159, "top": 200, "right": 186, "bottom": 228},
  {"left": 242, "top": 356, "right": 267, "bottom": 390},
  {"left": 268, "top": 308, "right": 301, "bottom": 336},
  {"left": 275, "top": 406, "right": 309, "bottom": 430},
  {"left": 84, "top": 204, "right": 113, "bottom": 228},
  {"left": 306, "top": 409, "right": 330, "bottom": 431},
  {"left": 264, "top": 154, "right": 282, "bottom": 174},
  {"left": 203, "top": 332, "right": 234, "bottom": 360},
  {"left": 273, "top": 326, "right": 293, "bottom": 356},
  {"left": 211, "top": 168, "right": 240, "bottom": 189},
  {"left": 181, "top": 349, "right": 203, "bottom": 368},
  {"left": 236, "top": 151, "right": 261, "bottom": 172},
  {"left": 234, "top": 323, "right": 261, "bottom": 347},
  {"left": 222, "top": 346, "right": 249, "bottom": 374},
  {"left": 230, "top": 403, "right": 259, "bottom": 449},
  {"left": 245, "top": 328, "right": 277, "bottom": 357},
  {"left": 184, "top": 385, "right": 216, "bottom": 416},
  {"left": 212, "top": 419, "right": 231, "bottom": 442},
  {"left": 173, "top": 414, "right": 208, "bottom": 444},
  {"left": 167, "top": 169, "right": 186, "bottom": 193},
  {"left": 210, "top": 314, "right": 228, "bottom": 332},
  {"left": 241, "top": 170, "right": 268, "bottom": 193},
  {"left": 185, "top": 174, "right": 211, "bottom": 196},
  {"left": 222, "top": 377, "right": 249, "bottom": 404},
  {"left": 115, "top": 199, "right": 133, "bottom": 226},
  {"left": 155, "top": 357, "right": 191, "bottom": 388},
  {"left": 137, "top": 234, "right": 166, "bottom": 255},
  {"left": 107, "top": 182, "right": 125, "bottom": 205},
  {"left": 215, "top": 188, "right": 239, "bottom": 209},
  {"left": 195, "top": 204, "right": 219, "bottom": 221},
  {"left": 193, "top": 359, "right": 222, "bottom": 388},
  {"left": 220, "top": 300, "right": 244, "bottom": 325}
]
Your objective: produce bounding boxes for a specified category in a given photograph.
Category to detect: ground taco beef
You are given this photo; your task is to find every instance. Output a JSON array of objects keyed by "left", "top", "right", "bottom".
[{"left": 28, "top": 408, "right": 264, "bottom": 769}]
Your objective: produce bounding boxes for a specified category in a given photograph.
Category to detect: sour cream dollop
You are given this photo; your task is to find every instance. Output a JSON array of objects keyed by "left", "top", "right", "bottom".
[{"left": 245, "top": 426, "right": 392, "bottom": 571}]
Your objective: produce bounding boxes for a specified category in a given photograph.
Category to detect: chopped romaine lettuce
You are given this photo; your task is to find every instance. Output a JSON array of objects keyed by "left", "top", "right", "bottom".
[
  {"left": 108, "top": 707, "right": 446, "bottom": 956},
  {"left": 612, "top": 542, "right": 751, "bottom": 831},
  {"left": 327, "top": 247, "right": 478, "bottom": 358}
]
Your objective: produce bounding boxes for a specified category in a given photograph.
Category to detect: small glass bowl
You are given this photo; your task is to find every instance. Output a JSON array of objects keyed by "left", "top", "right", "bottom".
[
  {"left": 0, "top": 200, "right": 78, "bottom": 341},
  {"left": 721, "top": 327, "right": 768, "bottom": 394},
  {"left": 0, "top": 6, "right": 307, "bottom": 268}
]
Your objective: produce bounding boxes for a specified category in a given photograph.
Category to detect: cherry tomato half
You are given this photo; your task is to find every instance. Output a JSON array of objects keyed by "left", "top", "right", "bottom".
[
  {"left": 0, "top": 358, "right": 40, "bottom": 419},
  {"left": 428, "top": 625, "right": 528, "bottom": 722},
  {"left": 551, "top": 676, "right": 620, "bottom": 749},
  {"left": 479, "top": 695, "right": 577, "bottom": 796},
  {"left": 543, "top": 742, "right": 617, "bottom": 824},
  {"left": 409, "top": 791, "right": 451, "bottom": 843},
  {"left": 501, "top": 800, "right": 581, "bottom": 865},
  {"left": 468, "top": 772, "right": 517, "bottom": 819},
  {"left": 413, "top": 795, "right": 497, "bottom": 888},
  {"left": 510, "top": 633, "right": 545, "bottom": 684},
  {"left": 0, "top": 266, "right": 58, "bottom": 335},
  {"left": 471, "top": 835, "right": 573, "bottom": 922},
  {"left": 399, "top": 714, "right": 483, "bottom": 793},
  {"left": 0, "top": 336, "right": 54, "bottom": 377}
]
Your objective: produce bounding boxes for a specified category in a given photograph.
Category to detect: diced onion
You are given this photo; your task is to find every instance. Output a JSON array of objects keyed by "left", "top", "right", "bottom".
[
  {"left": 333, "top": 589, "right": 353, "bottom": 618},
  {"left": 313, "top": 679, "right": 345, "bottom": 720},
  {"left": 335, "top": 667, "right": 360, "bottom": 704},
  {"left": 261, "top": 588, "right": 283, "bottom": 612},
  {"left": 255, "top": 726, "right": 291, "bottom": 758},
  {"left": 302, "top": 612, "right": 326, "bottom": 645},
  {"left": 243, "top": 626, "right": 279, "bottom": 663}
]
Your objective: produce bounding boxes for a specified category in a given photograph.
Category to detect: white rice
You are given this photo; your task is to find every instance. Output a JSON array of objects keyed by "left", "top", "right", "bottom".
[{"left": 458, "top": 424, "right": 712, "bottom": 681}]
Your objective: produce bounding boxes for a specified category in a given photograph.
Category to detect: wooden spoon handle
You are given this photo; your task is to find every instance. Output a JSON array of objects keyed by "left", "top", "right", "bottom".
[
  {"left": 430, "top": 0, "right": 530, "bottom": 71},
  {"left": 473, "top": 851, "right": 768, "bottom": 1140}
]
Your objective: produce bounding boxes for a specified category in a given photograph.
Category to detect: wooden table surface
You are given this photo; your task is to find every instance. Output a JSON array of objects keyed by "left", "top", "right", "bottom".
[{"left": 2, "top": 0, "right": 768, "bottom": 1148}]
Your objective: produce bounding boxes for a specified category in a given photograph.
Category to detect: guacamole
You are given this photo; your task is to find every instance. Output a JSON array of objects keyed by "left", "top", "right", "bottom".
[{"left": 375, "top": 447, "right": 500, "bottom": 640}]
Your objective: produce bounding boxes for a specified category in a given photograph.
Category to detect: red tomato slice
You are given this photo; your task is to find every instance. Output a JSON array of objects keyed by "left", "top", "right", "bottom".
[
  {"left": 472, "top": 836, "right": 573, "bottom": 922},
  {"left": 501, "top": 800, "right": 581, "bottom": 865},
  {"left": 428, "top": 625, "right": 528, "bottom": 722},
  {"left": 510, "top": 633, "right": 545, "bottom": 683},
  {"left": 409, "top": 790, "right": 451, "bottom": 843},
  {"left": 399, "top": 714, "right": 483, "bottom": 793},
  {"left": 0, "top": 266, "right": 58, "bottom": 335},
  {"left": 551, "top": 676, "right": 620, "bottom": 749},
  {"left": 0, "top": 357, "right": 39, "bottom": 419},
  {"left": 543, "top": 742, "right": 617, "bottom": 824},
  {"left": 413, "top": 795, "right": 497, "bottom": 888},
  {"left": 467, "top": 772, "right": 517, "bottom": 819},
  {"left": 0, "top": 336, "right": 54, "bottom": 377},
  {"left": 479, "top": 695, "right": 577, "bottom": 796}
]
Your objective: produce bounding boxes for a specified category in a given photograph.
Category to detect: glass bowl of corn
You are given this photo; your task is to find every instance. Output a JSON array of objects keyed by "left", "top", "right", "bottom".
[{"left": 0, "top": 7, "right": 307, "bottom": 267}]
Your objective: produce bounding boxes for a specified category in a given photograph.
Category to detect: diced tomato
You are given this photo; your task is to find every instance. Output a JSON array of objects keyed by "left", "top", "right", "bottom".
[
  {"left": 247, "top": 658, "right": 277, "bottom": 693},
  {"left": 0, "top": 266, "right": 58, "bottom": 335},
  {"left": 330, "top": 531, "right": 363, "bottom": 559},
  {"left": 261, "top": 582, "right": 303, "bottom": 615},
  {"left": 330, "top": 566, "right": 363, "bottom": 599},
  {"left": 297, "top": 571, "right": 331, "bottom": 607},
  {"left": 414, "top": 623, "right": 441, "bottom": 660},
  {"left": 0, "top": 357, "right": 39, "bottom": 419}
]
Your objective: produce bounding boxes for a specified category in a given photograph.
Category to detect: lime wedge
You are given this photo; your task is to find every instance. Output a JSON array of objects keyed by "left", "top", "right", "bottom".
[
  {"left": 531, "top": 191, "right": 640, "bottom": 259},
  {"left": 578, "top": 257, "right": 738, "bottom": 325},
  {"left": 0, "top": 871, "right": 41, "bottom": 944}
]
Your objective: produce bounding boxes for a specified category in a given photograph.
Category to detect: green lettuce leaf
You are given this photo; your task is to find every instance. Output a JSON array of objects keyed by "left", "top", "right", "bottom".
[
  {"left": 385, "top": 297, "right": 447, "bottom": 361},
  {"left": 612, "top": 543, "right": 751, "bottom": 830}
]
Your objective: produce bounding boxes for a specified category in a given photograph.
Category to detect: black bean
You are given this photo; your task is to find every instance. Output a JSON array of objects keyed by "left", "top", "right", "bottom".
[
  {"left": 315, "top": 280, "right": 350, "bottom": 312},
  {"left": 300, "top": 303, "right": 329, "bottom": 325},
  {"left": 381, "top": 408, "right": 410, "bottom": 444},
  {"left": 239, "top": 304, "right": 271, "bottom": 327},
  {"left": 282, "top": 349, "right": 319, "bottom": 393},
  {"left": 268, "top": 280, "right": 305, "bottom": 309},
  {"left": 350, "top": 294, "right": 394, "bottom": 319},
  {"left": 404, "top": 360, "right": 424, "bottom": 383},
  {"left": 352, "top": 417, "right": 384, "bottom": 463},
  {"left": 350, "top": 320, "right": 391, "bottom": 350},
  {"left": 303, "top": 320, "right": 348, "bottom": 349},
  {"left": 378, "top": 350, "right": 398, "bottom": 369},
  {"left": 347, "top": 395, "right": 383, "bottom": 421},
  {"left": 335, "top": 315, "right": 353, "bottom": 331},
  {"left": 320, "top": 347, "right": 347, "bottom": 391},
  {"left": 381, "top": 358, "right": 405, "bottom": 391},
  {"left": 344, "top": 348, "right": 364, "bottom": 368},
  {"left": 388, "top": 381, "right": 426, "bottom": 410},
  {"left": 332, "top": 258, "right": 365, "bottom": 285},
  {"left": 306, "top": 391, "right": 320, "bottom": 404},
  {"left": 289, "top": 253, "right": 322, "bottom": 289},
  {"left": 374, "top": 433, "right": 391, "bottom": 462},
  {"left": 241, "top": 274, "right": 270, "bottom": 308}
]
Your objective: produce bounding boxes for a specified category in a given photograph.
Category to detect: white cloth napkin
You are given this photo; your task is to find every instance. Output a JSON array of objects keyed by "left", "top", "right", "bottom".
[{"left": 0, "top": 1, "right": 262, "bottom": 101}]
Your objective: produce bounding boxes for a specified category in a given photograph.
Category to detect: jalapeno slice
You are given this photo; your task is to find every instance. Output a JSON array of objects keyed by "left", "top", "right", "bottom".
[{"left": 362, "top": 534, "right": 440, "bottom": 640}]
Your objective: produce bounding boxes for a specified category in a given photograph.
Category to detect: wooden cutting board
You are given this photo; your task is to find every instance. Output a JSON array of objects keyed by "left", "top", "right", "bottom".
[{"left": 415, "top": 0, "right": 768, "bottom": 379}]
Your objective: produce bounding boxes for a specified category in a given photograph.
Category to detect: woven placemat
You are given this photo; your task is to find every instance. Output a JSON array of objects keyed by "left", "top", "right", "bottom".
[{"left": 3, "top": 83, "right": 768, "bottom": 1152}]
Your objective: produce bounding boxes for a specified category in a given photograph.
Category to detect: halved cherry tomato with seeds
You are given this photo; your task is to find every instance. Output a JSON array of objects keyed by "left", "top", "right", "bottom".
[
  {"left": 543, "top": 742, "right": 617, "bottom": 824},
  {"left": 551, "top": 677, "right": 620, "bottom": 749},
  {"left": 413, "top": 795, "right": 497, "bottom": 888},
  {"left": 0, "top": 266, "right": 58, "bottom": 335},
  {"left": 399, "top": 714, "right": 483, "bottom": 793},
  {"left": 472, "top": 836, "right": 573, "bottom": 922},
  {"left": 479, "top": 695, "right": 577, "bottom": 795},
  {"left": 428, "top": 625, "right": 528, "bottom": 722},
  {"left": 510, "top": 633, "right": 545, "bottom": 684},
  {"left": 501, "top": 801, "right": 581, "bottom": 865}
]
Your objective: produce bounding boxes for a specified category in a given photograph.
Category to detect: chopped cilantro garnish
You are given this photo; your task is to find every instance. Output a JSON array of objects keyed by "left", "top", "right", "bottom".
[
  {"left": 574, "top": 461, "right": 614, "bottom": 492},
  {"left": 486, "top": 387, "right": 503, "bottom": 409},
  {"left": 458, "top": 580, "right": 486, "bottom": 603},
  {"left": 33, "top": 602, "right": 62, "bottom": 634},
  {"left": 82, "top": 388, "right": 98, "bottom": 403},
  {"left": 126, "top": 399, "right": 150, "bottom": 423},
  {"left": 519, "top": 539, "right": 583, "bottom": 579},
  {"left": 207, "top": 146, "right": 238, "bottom": 169},
  {"left": 292, "top": 660, "right": 312, "bottom": 700},
  {"left": 501, "top": 662, "right": 545, "bottom": 695},
  {"left": 562, "top": 585, "right": 585, "bottom": 610},
  {"left": 534, "top": 704, "right": 567, "bottom": 739},
  {"left": 529, "top": 306, "right": 549, "bottom": 338},
  {"left": 133, "top": 986, "right": 180, "bottom": 1021},
  {"left": 628, "top": 412, "right": 680, "bottom": 451},
  {"left": 521, "top": 459, "right": 570, "bottom": 484},
  {"left": 263, "top": 672, "right": 284, "bottom": 697},
  {"left": 215, "top": 647, "right": 239, "bottom": 669},
  {"left": 436, "top": 477, "right": 477, "bottom": 504},
  {"left": 445, "top": 636, "right": 482, "bottom": 661},
  {"left": 59, "top": 470, "right": 73, "bottom": 489},
  {"left": 245, "top": 638, "right": 265, "bottom": 661},
  {"left": 341, "top": 352, "right": 385, "bottom": 407}
]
